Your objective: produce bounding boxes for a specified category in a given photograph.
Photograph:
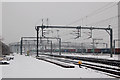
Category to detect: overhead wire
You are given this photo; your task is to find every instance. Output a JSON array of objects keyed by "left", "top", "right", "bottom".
[
  {"left": 44, "top": 2, "right": 119, "bottom": 45},
  {"left": 67, "top": 2, "right": 118, "bottom": 25},
  {"left": 67, "top": 2, "right": 118, "bottom": 42},
  {"left": 88, "top": 15, "right": 118, "bottom": 26}
]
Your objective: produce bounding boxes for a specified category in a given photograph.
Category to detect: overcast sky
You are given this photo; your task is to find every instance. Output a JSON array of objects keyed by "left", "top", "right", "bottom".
[
  {"left": 2, "top": 2, "right": 118, "bottom": 47},
  {"left": 0, "top": 2, "right": 2, "bottom": 40}
]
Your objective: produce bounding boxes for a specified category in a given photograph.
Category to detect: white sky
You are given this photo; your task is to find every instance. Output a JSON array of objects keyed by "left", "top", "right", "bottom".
[
  {"left": 0, "top": 2, "right": 2, "bottom": 38},
  {"left": 1, "top": 1, "right": 119, "bottom": 48},
  {"left": 1, "top": 0, "right": 120, "bottom": 2}
]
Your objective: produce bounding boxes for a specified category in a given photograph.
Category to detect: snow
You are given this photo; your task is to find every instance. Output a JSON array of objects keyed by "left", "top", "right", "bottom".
[
  {"left": 1, "top": 53, "right": 114, "bottom": 78},
  {"left": 39, "top": 56, "right": 75, "bottom": 67},
  {"left": 0, "top": 66, "right": 1, "bottom": 79}
]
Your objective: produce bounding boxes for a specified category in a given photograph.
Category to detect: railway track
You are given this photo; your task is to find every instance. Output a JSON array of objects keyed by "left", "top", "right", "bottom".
[
  {"left": 39, "top": 54, "right": 120, "bottom": 78},
  {"left": 37, "top": 57, "right": 74, "bottom": 68},
  {"left": 41, "top": 54, "right": 120, "bottom": 67}
]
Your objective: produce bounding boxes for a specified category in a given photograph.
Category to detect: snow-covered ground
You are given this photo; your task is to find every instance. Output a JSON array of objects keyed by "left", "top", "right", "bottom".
[
  {"left": 1, "top": 53, "right": 114, "bottom": 78},
  {"left": 51, "top": 53, "right": 120, "bottom": 60},
  {"left": 0, "top": 66, "right": 1, "bottom": 79}
]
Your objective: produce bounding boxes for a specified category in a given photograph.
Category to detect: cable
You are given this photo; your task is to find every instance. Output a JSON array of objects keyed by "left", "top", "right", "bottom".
[
  {"left": 88, "top": 15, "right": 118, "bottom": 26},
  {"left": 86, "top": 2, "right": 117, "bottom": 18},
  {"left": 67, "top": 2, "right": 118, "bottom": 25}
]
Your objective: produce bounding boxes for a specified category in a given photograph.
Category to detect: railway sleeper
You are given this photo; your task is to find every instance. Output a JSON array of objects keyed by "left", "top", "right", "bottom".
[
  {"left": 50, "top": 54, "right": 120, "bottom": 67},
  {"left": 37, "top": 57, "right": 75, "bottom": 68},
  {"left": 82, "top": 64, "right": 120, "bottom": 76}
]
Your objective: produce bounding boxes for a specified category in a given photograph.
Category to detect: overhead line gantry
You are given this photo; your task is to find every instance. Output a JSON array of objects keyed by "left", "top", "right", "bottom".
[{"left": 35, "top": 25, "right": 113, "bottom": 57}]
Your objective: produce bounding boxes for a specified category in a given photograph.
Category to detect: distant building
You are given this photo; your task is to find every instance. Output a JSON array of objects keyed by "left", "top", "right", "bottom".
[{"left": 0, "top": 41, "right": 10, "bottom": 56}]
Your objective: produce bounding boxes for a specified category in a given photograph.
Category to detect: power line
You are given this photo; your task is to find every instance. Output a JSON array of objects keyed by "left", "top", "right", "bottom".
[
  {"left": 86, "top": 2, "right": 117, "bottom": 18},
  {"left": 88, "top": 15, "right": 118, "bottom": 26},
  {"left": 67, "top": 2, "right": 118, "bottom": 25}
]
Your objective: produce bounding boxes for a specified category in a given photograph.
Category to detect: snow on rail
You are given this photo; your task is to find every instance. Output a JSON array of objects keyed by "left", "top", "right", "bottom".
[
  {"left": 2, "top": 53, "right": 113, "bottom": 78},
  {"left": 37, "top": 56, "right": 75, "bottom": 68}
]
